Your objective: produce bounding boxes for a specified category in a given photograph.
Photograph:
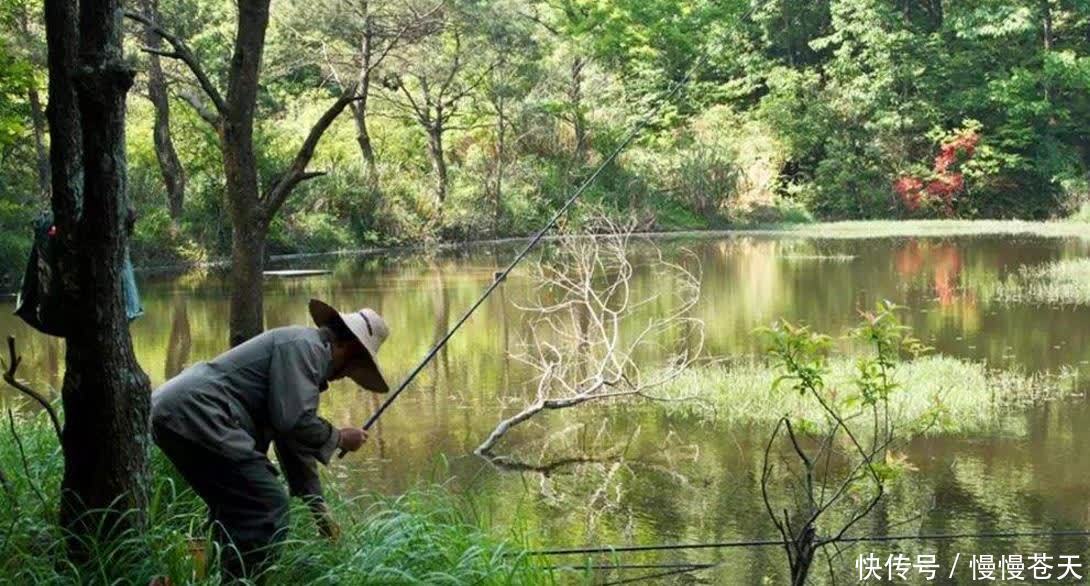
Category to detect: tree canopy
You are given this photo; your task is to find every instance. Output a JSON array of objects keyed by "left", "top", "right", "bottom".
[{"left": 0, "top": 0, "right": 1087, "bottom": 287}]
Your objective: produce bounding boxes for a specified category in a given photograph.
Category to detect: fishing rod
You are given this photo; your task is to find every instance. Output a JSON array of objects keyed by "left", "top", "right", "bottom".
[
  {"left": 339, "top": 49, "right": 712, "bottom": 457},
  {"left": 523, "top": 529, "right": 1090, "bottom": 557}
]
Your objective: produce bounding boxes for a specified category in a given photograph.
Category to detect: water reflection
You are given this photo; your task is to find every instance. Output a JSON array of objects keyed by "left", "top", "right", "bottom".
[
  {"left": 2, "top": 234, "right": 1090, "bottom": 582},
  {"left": 164, "top": 298, "right": 191, "bottom": 379}
]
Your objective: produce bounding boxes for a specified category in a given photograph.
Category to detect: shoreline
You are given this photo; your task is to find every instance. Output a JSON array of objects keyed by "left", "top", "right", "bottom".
[{"left": 6, "top": 219, "right": 1087, "bottom": 294}]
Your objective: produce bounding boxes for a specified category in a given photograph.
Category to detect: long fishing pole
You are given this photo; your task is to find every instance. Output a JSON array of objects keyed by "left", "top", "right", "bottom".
[{"left": 339, "top": 50, "right": 711, "bottom": 457}]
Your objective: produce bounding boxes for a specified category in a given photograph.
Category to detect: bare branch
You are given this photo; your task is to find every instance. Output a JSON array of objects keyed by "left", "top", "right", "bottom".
[
  {"left": 2, "top": 337, "right": 62, "bottom": 442},
  {"left": 263, "top": 86, "right": 362, "bottom": 217},
  {"left": 175, "top": 86, "right": 220, "bottom": 126},
  {"left": 477, "top": 215, "right": 704, "bottom": 457},
  {"left": 124, "top": 10, "right": 226, "bottom": 119}
]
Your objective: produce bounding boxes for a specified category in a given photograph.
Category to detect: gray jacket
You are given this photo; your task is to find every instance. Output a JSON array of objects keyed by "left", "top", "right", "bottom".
[{"left": 151, "top": 326, "right": 341, "bottom": 499}]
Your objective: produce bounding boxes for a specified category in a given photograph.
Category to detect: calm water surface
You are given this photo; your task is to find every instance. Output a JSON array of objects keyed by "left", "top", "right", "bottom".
[{"left": 3, "top": 233, "right": 1090, "bottom": 583}]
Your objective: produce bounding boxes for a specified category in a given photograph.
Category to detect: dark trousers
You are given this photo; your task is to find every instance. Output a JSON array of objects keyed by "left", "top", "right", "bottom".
[{"left": 153, "top": 425, "right": 290, "bottom": 582}]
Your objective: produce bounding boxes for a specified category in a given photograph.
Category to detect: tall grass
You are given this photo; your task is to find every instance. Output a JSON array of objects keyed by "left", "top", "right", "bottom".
[
  {"left": 987, "top": 257, "right": 1090, "bottom": 306},
  {"left": 656, "top": 355, "right": 1078, "bottom": 434},
  {"left": 0, "top": 408, "right": 552, "bottom": 585}
]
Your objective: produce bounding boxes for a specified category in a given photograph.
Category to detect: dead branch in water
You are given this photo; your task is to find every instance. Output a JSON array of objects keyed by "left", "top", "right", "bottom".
[
  {"left": 2, "top": 336, "right": 62, "bottom": 442},
  {"left": 476, "top": 215, "right": 704, "bottom": 456}
]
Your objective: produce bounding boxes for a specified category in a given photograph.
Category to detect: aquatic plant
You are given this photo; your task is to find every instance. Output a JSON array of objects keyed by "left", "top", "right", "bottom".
[
  {"left": 987, "top": 258, "right": 1090, "bottom": 306},
  {"left": 656, "top": 355, "right": 1076, "bottom": 434}
]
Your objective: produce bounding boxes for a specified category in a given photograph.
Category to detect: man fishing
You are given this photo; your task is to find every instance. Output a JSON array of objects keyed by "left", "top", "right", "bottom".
[{"left": 150, "top": 299, "right": 390, "bottom": 581}]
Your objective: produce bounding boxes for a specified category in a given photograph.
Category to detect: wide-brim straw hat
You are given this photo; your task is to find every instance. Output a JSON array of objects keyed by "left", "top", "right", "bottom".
[{"left": 308, "top": 299, "right": 390, "bottom": 393}]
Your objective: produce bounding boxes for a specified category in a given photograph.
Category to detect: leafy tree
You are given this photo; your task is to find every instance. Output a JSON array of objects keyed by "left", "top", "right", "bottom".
[{"left": 128, "top": 1, "right": 365, "bottom": 345}]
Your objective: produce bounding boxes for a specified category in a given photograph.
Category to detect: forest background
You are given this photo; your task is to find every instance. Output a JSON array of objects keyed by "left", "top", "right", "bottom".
[{"left": 1, "top": 0, "right": 1088, "bottom": 287}]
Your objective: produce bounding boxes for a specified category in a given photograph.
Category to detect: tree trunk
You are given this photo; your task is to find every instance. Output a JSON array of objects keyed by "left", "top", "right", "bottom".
[
  {"left": 426, "top": 122, "right": 448, "bottom": 204},
  {"left": 27, "top": 86, "right": 50, "bottom": 199},
  {"left": 354, "top": 23, "right": 378, "bottom": 181},
  {"left": 46, "top": 0, "right": 152, "bottom": 551},
  {"left": 223, "top": 0, "right": 271, "bottom": 346},
  {"left": 351, "top": 99, "right": 378, "bottom": 180},
  {"left": 227, "top": 218, "right": 267, "bottom": 347},
  {"left": 492, "top": 101, "right": 506, "bottom": 235},
  {"left": 569, "top": 57, "right": 587, "bottom": 165},
  {"left": 222, "top": 118, "right": 267, "bottom": 346},
  {"left": 141, "top": 0, "right": 186, "bottom": 223}
]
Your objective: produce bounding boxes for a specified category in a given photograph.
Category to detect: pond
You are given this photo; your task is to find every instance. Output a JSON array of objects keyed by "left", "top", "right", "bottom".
[{"left": 3, "top": 231, "right": 1090, "bottom": 583}]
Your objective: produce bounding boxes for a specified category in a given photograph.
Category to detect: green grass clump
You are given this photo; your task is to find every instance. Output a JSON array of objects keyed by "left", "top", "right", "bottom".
[
  {"left": 0, "top": 408, "right": 550, "bottom": 585},
  {"left": 656, "top": 355, "right": 1077, "bottom": 434},
  {"left": 988, "top": 257, "right": 1090, "bottom": 306}
]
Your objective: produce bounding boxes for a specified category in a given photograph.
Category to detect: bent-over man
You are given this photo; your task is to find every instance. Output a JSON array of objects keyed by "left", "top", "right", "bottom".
[{"left": 151, "top": 299, "right": 390, "bottom": 581}]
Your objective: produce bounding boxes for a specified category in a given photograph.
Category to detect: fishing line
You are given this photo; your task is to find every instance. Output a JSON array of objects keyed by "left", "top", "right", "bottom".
[
  {"left": 535, "top": 530, "right": 1090, "bottom": 584},
  {"left": 340, "top": 42, "right": 716, "bottom": 456},
  {"left": 524, "top": 529, "right": 1090, "bottom": 556}
]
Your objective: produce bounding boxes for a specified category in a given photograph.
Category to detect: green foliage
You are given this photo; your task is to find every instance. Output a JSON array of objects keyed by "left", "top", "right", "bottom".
[
  {"left": 3, "top": 0, "right": 1090, "bottom": 284},
  {"left": 759, "top": 301, "right": 941, "bottom": 438}
]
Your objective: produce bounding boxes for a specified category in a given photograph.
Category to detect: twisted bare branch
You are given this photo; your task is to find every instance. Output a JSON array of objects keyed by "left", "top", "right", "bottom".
[{"left": 2, "top": 337, "right": 61, "bottom": 442}]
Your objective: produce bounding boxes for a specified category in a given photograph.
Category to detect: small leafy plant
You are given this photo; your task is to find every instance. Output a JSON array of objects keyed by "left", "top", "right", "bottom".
[{"left": 757, "top": 301, "right": 935, "bottom": 585}]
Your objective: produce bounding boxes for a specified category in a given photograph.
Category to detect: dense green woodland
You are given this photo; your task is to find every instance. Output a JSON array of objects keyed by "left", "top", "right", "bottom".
[{"left": 1, "top": 0, "right": 1089, "bottom": 285}]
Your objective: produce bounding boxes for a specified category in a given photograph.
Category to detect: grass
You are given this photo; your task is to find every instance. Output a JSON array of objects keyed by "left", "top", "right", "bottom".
[
  {"left": 0, "top": 409, "right": 552, "bottom": 585},
  {"left": 987, "top": 257, "right": 1090, "bottom": 306},
  {"left": 656, "top": 219, "right": 1090, "bottom": 241},
  {"left": 656, "top": 355, "right": 1079, "bottom": 434}
]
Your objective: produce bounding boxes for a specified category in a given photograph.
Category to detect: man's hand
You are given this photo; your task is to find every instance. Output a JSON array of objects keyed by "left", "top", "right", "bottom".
[{"left": 337, "top": 427, "right": 368, "bottom": 453}]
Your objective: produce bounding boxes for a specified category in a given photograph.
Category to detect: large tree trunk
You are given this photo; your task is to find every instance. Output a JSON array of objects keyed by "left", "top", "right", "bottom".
[
  {"left": 141, "top": 0, "right": 186, "bottom": 223},
  {"left": 27, "top": 86, "right": 50, "bottom": 199},
  {"left": 227, "top": 215, "right": 267, "bottom": 347},
  {"left": 223, "top": 0, "right": 271, "bottom": 346},
  {"left": 426, "top": 122, "right": 448, "bottom": 204},
  {"left": 222, "top": 125, "right": 267, "bottom": 346},
  {"left": 45, "top": 0, "right": 152, "bottom": 551}
]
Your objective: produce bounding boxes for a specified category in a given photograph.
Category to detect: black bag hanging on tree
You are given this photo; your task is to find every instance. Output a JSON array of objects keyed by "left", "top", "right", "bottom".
[{"left": 14, "top": 211, "right": 143, "bottom": 336}]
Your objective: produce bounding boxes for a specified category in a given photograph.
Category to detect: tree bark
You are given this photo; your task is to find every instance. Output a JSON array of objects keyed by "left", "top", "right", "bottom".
[
  {"left": 425, "top": 122, "right": 448, "bottom": 204},
  {"left": 222, "top": 0, "right": 271, "bottom": 346},
  {"left": 141, "top": 0, "right": 186, "bottom": 223},
  {"left": 353, "top": 23, "right": 378, "bottom": 180},
  {"left": 44, "top": 0, "right": 152, "bottom": 552},
  {"left": 228, "top": 218, "right": 267, "bottom": 347},
  {"left": 351, "top": 99, "right": 377, "bottom": 179},
  {"left": 27, "top": 87, "right": 50, "bottom": 199}
]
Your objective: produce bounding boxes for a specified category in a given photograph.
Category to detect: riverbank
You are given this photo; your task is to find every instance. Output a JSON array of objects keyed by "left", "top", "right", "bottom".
[
  {"left": 143, "top": 218, "right": 1090, "bottom": 275},
  {"left": 4, "top": 219, "right": 1087, "bottom": 294}
]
